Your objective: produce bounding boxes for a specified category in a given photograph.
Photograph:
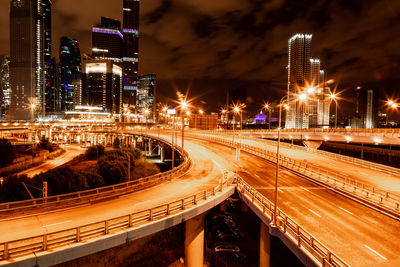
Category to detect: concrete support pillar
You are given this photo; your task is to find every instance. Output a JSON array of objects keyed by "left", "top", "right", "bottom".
[
  {"left": 133, "top": 137, "right": 137, "bottom": 148},
  {"left": 149, "top": 140, "right": 153, "bottom": 155},
  {"left": 185, "top": 213, "right": 205, "bottom": 267},
  {"left": 220, "top": 201, "right": 227, "bottom": 212},
  {"left": 160, "top": 145, "right": 165, "bottom": 162},
  {"left": 241, "top": 201, "right": 248, "bottom": 213},
  {"left": 259, "top": 222, "right": 271, "bottom": 267}
]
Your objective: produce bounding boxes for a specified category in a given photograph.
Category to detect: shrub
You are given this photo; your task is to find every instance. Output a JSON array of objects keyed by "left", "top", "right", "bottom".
[
  {"left": 85, "top": 145, "right": 105, "bottom": 160},
  {"left": 132, "top": 160, "right": 160, "bottom": 179},
  {"left": 0, "top": 139, "right": 16, "bottom": 167}
]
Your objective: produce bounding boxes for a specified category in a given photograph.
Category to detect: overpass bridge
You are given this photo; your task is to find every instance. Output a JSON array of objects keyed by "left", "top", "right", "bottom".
[{"left": 0, "top": 129, "right": 400, "bottom": 266}]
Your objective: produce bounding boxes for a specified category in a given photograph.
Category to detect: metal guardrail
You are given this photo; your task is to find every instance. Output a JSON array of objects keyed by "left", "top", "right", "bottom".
[
  {"left": 236, "top": 176, "right": 350, "bottom": 267},
  {"left": 201, "top": 128, "right": 400, "bottom": 135},
  {"left": 0, "top": 135, "right": 191, "bottom": 216},
  {"left": 0, "top": 174, "right": 235, "bottom": 261},
  {"left": 238, "top": 135, "right": 400, "bottom": 177},
  {"left": 189, "top": 134, "right": 400, "bottom": 220}
]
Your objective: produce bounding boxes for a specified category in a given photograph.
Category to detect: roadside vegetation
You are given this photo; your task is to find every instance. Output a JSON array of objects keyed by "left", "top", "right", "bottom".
[{"left": 0, "top": 145, "right": 160, "bottom": 203}]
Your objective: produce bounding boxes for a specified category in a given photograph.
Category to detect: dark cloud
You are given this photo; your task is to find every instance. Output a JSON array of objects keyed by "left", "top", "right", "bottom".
[{"left": 1, "top": 0, "right": 400, "bottom": 113}]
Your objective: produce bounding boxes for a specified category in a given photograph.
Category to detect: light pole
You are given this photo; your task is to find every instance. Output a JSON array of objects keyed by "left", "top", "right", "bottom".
[
  {"left": 144, "top": 108, "right": 150, "bottom": 130},
  {"left": 180, "top": 100, "right": 188, "bottom": 157},
  {"left": 272, "top": 94, "right": 305, "bottom": 226},
  {"left": 387, "top": 100, "right": 399, "bottom": 127},
  {"left": 263, "top": 104, "right": 272, "bottom": 129},
  {"left": 329, "top": 94, "right": 338, "bottom": 129},
  {"left": 30, "top": 103, "right": 36, "bottom": 122}
]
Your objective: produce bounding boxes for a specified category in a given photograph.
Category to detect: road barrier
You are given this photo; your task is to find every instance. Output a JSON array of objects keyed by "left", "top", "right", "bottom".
[
  {"left": 189, "top": 133, "right": 400, "bottom": 220},
  {"left": 0, "top": 173, "right": 235, "bottom": 261},
  {"left": 236, "top": 176, "right": 350, "bottom": 267},
  {"left": 235, "top": 134, "right": 400, "bottom": 177},
  {"left": 0, "top": 135, "right": 191, "bottom": 216}
]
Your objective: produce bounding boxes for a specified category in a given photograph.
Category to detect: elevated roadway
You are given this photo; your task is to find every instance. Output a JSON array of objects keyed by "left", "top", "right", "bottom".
[
  {"left": 192, "top": 131, "right": 400, "bottom": 194},
  {"left": 1, "top": 131, "right": 400, "bottom": 266},
  {"left": 17, "top": 145, "right": 85, "bottom": 178}
]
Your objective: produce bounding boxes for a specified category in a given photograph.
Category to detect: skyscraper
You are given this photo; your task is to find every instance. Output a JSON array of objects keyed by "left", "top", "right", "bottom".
[
  {"left": 137, "top": 74, "right": 156, "bottom": 120},
  {"left": 9, "top": 0, "right": 45, "bottom": 120},
  {"left": 122, "top": 0, "right": 140, "bottom": 106},
  {"left": 0, "top": 56, "right": 11, "bottom": 118},
  {"left": 42, "top": 0, "right": 55, "bottom": 113},
  {"left": 286, "top": 34, "right": 312, "bottom": 129},
  {"left": 92, "top": 17, "right": 123, "bottom": 61},
  {"left": 59, "top": 37, "right": 81, "bottom": 111},
  {"left": 81, "top": 59, "right": 123, "bottom": 114}
]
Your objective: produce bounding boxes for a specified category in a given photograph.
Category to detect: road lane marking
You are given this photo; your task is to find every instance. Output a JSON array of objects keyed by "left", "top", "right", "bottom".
[
  {"left": 308, "top": 209, "right": 322, "bottom": 218},
  {"left": 301, "top": 186, "right": 310, "bottom": 192},
  {"left": 254, "top": 174, "right": 260, "bottom": 178},
  {"left": 338, "top": 207, "right": 353, "bottom": 215},
  {"left": 364, "top": 245, "right": 387, "bottom": 260},
  {"left": 278, "top": 189, "right": 284, "bottom": 193},
  {"left": 256, "top": 163, "right": 263, "bottom": 168},
  {"left": 42, "top": 220, "right": 72, "bottom": 228}
]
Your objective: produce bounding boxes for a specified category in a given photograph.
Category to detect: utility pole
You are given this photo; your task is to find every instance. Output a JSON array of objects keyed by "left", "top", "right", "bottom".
[{"left": 43, "top": 182, "right": 48, "bottom": 202}]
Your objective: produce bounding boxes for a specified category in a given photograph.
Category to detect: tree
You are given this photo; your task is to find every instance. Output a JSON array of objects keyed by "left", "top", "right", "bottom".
[
  {"left": 0, "top": 139, "right": 16, "bottom": 167},
  {"left": 79, "top": 169, "right": 105, "bottom": 188},
  {"left": 85, "top": 145, "right": 105, "bottom": 160},
  {"left": 96, "top": 158, "right": 128, "bottom": 185},
  {"left": 132, "top": 160, "right": 160, "bottom": 179}
]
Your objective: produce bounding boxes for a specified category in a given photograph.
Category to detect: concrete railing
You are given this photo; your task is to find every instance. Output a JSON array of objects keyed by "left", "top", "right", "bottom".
[
  {"left": 0, "top": 135, "right": 191, "bottom": 216},
  {"left": 0, "top": 173, "right": 235, "bottom": 262},
  {"left": 236, "top": 176, "right": 350, "bottom": 267},
  {"left": 188, "top": 134, "right": 400, "bottom": 220}
]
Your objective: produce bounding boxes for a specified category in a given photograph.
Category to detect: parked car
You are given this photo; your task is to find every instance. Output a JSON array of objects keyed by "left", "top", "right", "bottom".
[{"left": 215, "top": 228, "right": 244, "bottom": 241}]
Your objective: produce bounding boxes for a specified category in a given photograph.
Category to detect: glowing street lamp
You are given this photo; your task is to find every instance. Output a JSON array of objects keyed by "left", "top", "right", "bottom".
[
  {"left": 30, "top": 103, "right": 36, "bottom": 122},
  {"left": 329, "top": 93, "right": 338, "bottom": 129},
  {"left": 263, "top": 103, "right": 272, "bottom": 129}
]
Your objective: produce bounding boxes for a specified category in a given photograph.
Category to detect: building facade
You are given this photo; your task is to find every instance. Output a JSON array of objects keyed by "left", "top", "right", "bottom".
[
  {"left": 81, "top": 60, "right": 123, "bottom": 114},
  {"left": 92, "top": 17, "right": 123, "bottom": 61},
  {"left": 0, "top": 56, "right": 11, "bottom": 118},
  {"left": 286, "top": 34, "right": 330, "bottom": 129},
  {"left": 137, "top": 74, "right": 156, "bottom": 120},
  {"left": 286, "top": 34, "right": 312, "bottom": 129},
  {"left": 122, "top": 0, "right": 140, "bottom": 106},
  {"left": 59, "top": 37, "right": 81, "bottom": 111},
  {"left": 9, "top": 0, "right": 46, "bottom": 120}
]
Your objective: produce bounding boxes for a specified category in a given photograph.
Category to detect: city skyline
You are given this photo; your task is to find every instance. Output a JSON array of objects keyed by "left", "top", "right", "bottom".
[{"left": 0, "top": 1, "right": 399, "bottom": 106}]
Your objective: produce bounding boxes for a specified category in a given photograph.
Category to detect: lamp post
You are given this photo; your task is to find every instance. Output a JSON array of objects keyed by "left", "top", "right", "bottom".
[
  {"left": 263, "top": 104, "right": 272, "bottom": 129},
  {"left": 30, "top": 103, "right": 36, "bottom": 122},
  {"left": 387, "top": 100, "right": 399, "bottom": 127},
  {"left": 272, "top": 94, "right": 305, "bottom": 226},
  {"left": 329, "top": 94, "right": 338, "bottom": 129},
  {"left": 180, "top": 100, "right": 188, "bottom": 156}
]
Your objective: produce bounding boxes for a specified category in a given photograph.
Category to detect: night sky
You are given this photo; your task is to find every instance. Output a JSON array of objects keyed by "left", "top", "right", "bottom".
[{"left": 1, "top": 0, "right": 400, "bottom": 114}]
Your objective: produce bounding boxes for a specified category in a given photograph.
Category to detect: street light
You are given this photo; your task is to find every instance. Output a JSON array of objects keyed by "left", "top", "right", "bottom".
[
  {"left": 179, "top": 100, "right": 188, "bottom": 157},
  {"left": 329, "top": 93, "right": 338, "bottom": 129},
  {"left": 272, "top": 94, "right": 306, "bottom": 227},
  {"left": 263, "top": 104, "right": 272, "bottom": 129},
  {"left": 144, "top": 108, "right": 150, "bottom": 130},
  {"left": 30, "top": 103, "right": 36, "bottom": 122},
  {"left": 386, "top": 100, "right": 399, "bottom": 127}
]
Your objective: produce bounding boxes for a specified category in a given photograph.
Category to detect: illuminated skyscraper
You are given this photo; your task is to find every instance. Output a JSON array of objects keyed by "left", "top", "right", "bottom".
[
  {"left": 286, "top": 34, "right": 312, "bottom": 129},
  {"left": 0, "top": 56, "right": 11, "bottom": 118},
  {"left": 81, "top": 59, "right": 122, "bottom": 114},
  {"left": 122, "top": 0, "right": 140, "bottom": 106},
  {"left": 137, "top": 74, "right": 156, "bottom": 120},
  {"left": 59, "top": 37, "right": 81, "bottom": 111},
  {"left": 42, "top": 0, "right": 56, "bottom": 113},
  {"left": 9, "top": 0, "right": 45, "bottom": 120},
  {"left": 92, "top": 17, "right": 123, "bottom": 61}
]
